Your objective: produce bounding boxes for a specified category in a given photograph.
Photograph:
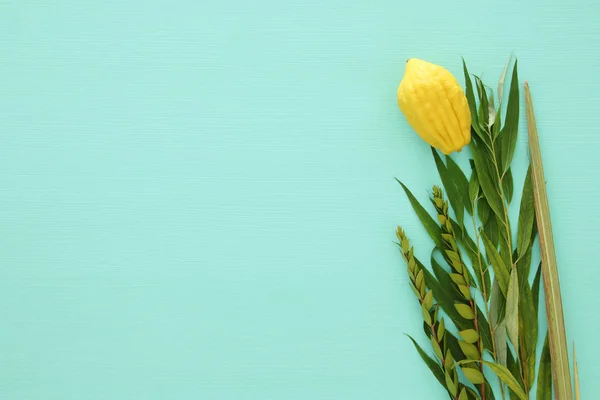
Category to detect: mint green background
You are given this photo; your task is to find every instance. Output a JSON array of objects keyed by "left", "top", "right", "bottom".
[{"left": 1, "top": 1, "right": 598, "bottom": 398}]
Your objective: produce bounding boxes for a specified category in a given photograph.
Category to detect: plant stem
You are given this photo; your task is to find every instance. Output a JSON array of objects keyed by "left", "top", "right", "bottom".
[{"left": 487, "top": 130, "right": 513, "bottom": 266}]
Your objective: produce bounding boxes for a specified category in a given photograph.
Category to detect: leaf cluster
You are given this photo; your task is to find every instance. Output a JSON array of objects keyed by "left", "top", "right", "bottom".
[{"left": 396, "top": 59, "right": 552, "bottom": 400}]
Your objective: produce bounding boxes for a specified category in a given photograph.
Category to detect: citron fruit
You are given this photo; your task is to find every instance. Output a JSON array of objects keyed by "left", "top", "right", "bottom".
[{"left": 397, "top": 59, "right": 471, "bottom": 154}]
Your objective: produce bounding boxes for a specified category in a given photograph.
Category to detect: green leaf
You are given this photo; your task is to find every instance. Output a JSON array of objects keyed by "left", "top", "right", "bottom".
[
  {"left": 458, "top": 285, "right": 471, "bottom": 300},
  {"left": 532, "top": 263, "right": 542, "bottom": 313},
  {"left": 466, "top": 387, "right": 481, "bottom": 400},
  {"left": 471, "top": 143, "right": 504, "bottom": 220},
  {"left": 422, "top": 303, "right": 432, "bottom": 325},
  {"left": 500, "top": 60, "right": 519, "bottom": 174},
  {"left": 455, "top": 303, "right": 474, "bottom": 320},
  {"left": 431, "top": 334, "right": 443, "bottom": 360},
  {"left": 519, "top": 281, "right": 538, "bottom": 387},
  {"left": 490, "top": 278, "right": 507, "bottom": 325},
  {"left": 406, "top": 335, "right": 445, "bottom": 388},
  {"left": 437, "top": 317, "right": 445, "bottom": 339},
  {"left": 483, "top": 213, "right": 500, "bottom": 248},
  {"left": 463, "top": 367, "right": 485, "bottom": 385},
  {"left": 462, "top": 59, "right": 481, "bottom": 138},
  {"left": 498, "top": 55, "right": 512, "bottom": 105},
  {"left": 507, "top": 350, "right": 525, "bottom": 395},
  {"left": 483, "top": 361, "right": 528, "bottom": 400},
  {"left": 397, "top": 179, "right": 443, "bottom": 250},
  {"left": 517, "top": 166, "right": 535, "bottom": 258},
  {"left": 476, "top": 307, "right": 494, "bottom": 354},
  {"left": 459, "top": 340, "right": 480, "bottom": 360},
  {"left": 454, "top": 227, "right": 490, "bottom": 297},
  {"left": 536, "top": 334, "right": 552, "bottom": 400},
  {"left": 492, "top": 103, "right": 503, "bottom": 140},
  {"left": 468, "top": 169, "right": 479, "bottom": 209},
  {"left": 446, "top": 154, "right": 472, "bottom": 216},
  {"left": 475, "top": 76, "right": 490, "bottom": 133},
  {"left": 495, "top": 320, "right": 508, "bottom": 366},
  {"left": 481, "top": 230, "right": 510, "bottom": 295},
  {"left": 445, "top": 331, "right": 467, "bottom": 364},
  {"left": 423, "top": 289, "right": 434, "bottom": 310},
  {"left": 459, "top": 329, "right": 479, "bottom": 344},
  {"left": 423, "top": 256, "right": 465, "bottom": 325},
  {"left": 516, "top": 246, "right": 533, "bottom": 291},
  {"left": 488, "top": 91, "right": 497, "bottom": 127},
  {"left": 459, "top": 388, "right": 468, "bottom": 400},
  {"left": 446, "top": 371, "right": 458, "bottom": 396},
  {"left": 502, "top": 168, "right": 514, "bottom": 204},
  {"left": 432, "top": 148, "right": 465, "bottom": 224},
  {"left": 490, "top": 278, "right": 508, "bottom": 366},
  {"left": 477, "top": 197, "right": 492, "bottom": 225},
  {"left": 506, "top": 269, "right": 519, "bottom": 352},
  {"left": 450, "top": 273, "right": 466, "bottom": 286},
  {"left": 449, "top": 220, "right": 485, "bottom": 293},
  {"left": 484, "top": 380, "right": 497, "bottom": 400}
]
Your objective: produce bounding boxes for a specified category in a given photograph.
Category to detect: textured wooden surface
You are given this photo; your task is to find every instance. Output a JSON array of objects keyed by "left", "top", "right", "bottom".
[{"left": 1, "top": 0, "right": 599, "bottom": 398}]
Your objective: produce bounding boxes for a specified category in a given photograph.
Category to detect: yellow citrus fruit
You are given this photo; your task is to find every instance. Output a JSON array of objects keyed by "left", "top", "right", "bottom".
[{"left": 397, "top": 59, "right": 471, "bottom": 154}]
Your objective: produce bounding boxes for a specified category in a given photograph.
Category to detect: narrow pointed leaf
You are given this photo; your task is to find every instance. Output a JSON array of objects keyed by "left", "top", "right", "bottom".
[
  {"left": 422, "top": 303, "right": 432, "bottom": 325},
  {"left": 462, "top": 59, "right": 480, "bottom": 137},
  {"left": 483, "top": 361, "right": 528, "bottom": 400},
  {"left": 490, "top": 278, "right": 507, "bottom": 325},
  {"left": 423, "top": 257, "right": 465, "bottom": 326},
  {"left": 456, "top": 360, "right": 528, "bottom": 400},
  {"left": 536, "top": 334, "right": 552, "bottom": 400},
  {"left": 484, "top": 380, "right": 497, "bottom": 400},
  {"left": 432, "top": 148, "right": 464, "bottom": 223},
  {"left": 503, "top": 167, "right": 514, "bottom": 204},
  {"left": 498, "top": 55, "right": 512, "bottom": 105},
  {"left": 483, "top": 213, "right": 500, "bottom": 248},
  {"left": 506, "top": 269, "right": 519, "bottom": 352},
  {"left": 406, "top": 335, "right": 445, "bottom": 388},
  {"left": 476, "top": 307, "right": 493, "bottom": 353},
  {"left": 532, "top": 263, "right": 542, "bottom": 313},
  {"left": 446, "top": 372, "right": 458, "bottom": 396},
  {"left": 500, "top": 60, "right": 519, "bottom": 173},
  {"left": 517, "top": 166, "right": 535, "bottom": 257},
  {"left": 495, "top": 320, "right": 508, "bottom": 366},
  {"left": 437, "top": 317, "right": 445, "bottom": 339},
  {"left": 478, "top": 197, "right": 492, "bottom": 225},
  {"left": 507, "top": 350, "right": 526, "bottom": 396},
  {"left": 397, "top": 179, "right": 443, "bottom": 250},
  {"left": 468, "top": 169, "right": 479, "bottom": 210},
  {"left": 475, "top": 76, "right": 490, "bottom": 132},
  {"left": 446, "top": 154, "right": 472, "bottom": 215},
  {"left": 471, "top": 143, "right": 504, "bottom": 220},
  {"left": 516, "top": 247, "right": 533, "bottom": 291},
  {"left": 431, "top": 335, "right": 443, "bottom": 360},
  {"left": 519, "top": 281, "right": 538, "bottom": 386},
  {"left": 488, "top": 91, "right": 497, "bottom": 126},
  {"left": 482, "top": 231, "right": 510, "bottom": 295},
  {"left": 423, "top": 289, "right": 434, "bottom": 310}
]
